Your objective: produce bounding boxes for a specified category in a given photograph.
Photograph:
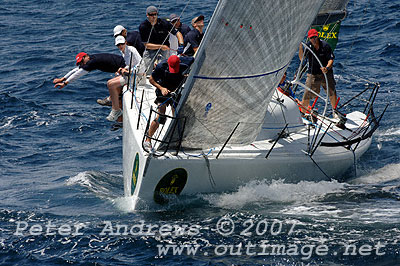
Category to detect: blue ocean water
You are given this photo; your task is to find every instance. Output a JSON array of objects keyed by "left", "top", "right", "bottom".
[{"left": 1, "top": 0, "right": 399, "bottom": 265}]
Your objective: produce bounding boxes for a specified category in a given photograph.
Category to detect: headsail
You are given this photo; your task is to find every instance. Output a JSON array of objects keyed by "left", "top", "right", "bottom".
[
  {"left": 312, "top": 0, "right": 350, "bottom": 51},
  {"left": 170, "top": 0, "right": 326, "bottom": 149},
  {"left": 313, "top": 0, "right": 350, "bottom": 25}
]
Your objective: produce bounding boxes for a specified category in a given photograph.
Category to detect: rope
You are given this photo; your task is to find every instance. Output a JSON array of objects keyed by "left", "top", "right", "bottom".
[
  {"left": 181, "top": 147, "right": 214, "bottom": 158},
  {"left": 203, "top": 152, "right": 216, "bottom": 188},
  {"left": 131, "top": 76, "right": 150, "bottom": 124},
  {"left": 262, "top": 124, "right": 304, "bottom": 130},
  {"left": 309, "top": 155, "right": 331, "bottom": 180}
]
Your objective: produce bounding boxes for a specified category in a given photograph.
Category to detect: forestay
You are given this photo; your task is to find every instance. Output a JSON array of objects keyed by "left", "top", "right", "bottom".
[{"left": 170, "top": 0, "right": 326, "bottom": 150}]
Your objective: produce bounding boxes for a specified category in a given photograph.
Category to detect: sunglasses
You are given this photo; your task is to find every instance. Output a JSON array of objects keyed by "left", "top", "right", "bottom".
[
  {"left": 310, "top": 36, "right": 318, "bottom": 40},
  {"left": 148, "top": 13, "right": 158, "bottom": 17}
]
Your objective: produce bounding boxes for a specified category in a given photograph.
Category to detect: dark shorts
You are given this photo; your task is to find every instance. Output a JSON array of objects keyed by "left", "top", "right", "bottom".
[{"left": 303, "top": 71, "right": 336, "bottom": 100}]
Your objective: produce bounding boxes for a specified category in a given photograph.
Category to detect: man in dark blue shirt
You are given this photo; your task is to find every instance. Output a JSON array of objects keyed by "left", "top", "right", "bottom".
[
  {"left": 80, "top": 53, "right": 126, "bottom": 73},
  {"left": 298, "top": 29, "right": 338, "bottom": 115},
  {"left": 169, "top": 13, "right": 191, "bottom": 37},
  {"left": 144, "top": 55, "right": 189, "bottom": 150},
  {"left": 183, "top": 15, "right": 204, "bottom": 57},
  {"left": 139, "top": 6, "right": 184, "bottom": 74},
  {"left": 53, "top": 52, "right": 127, "bottom": 121}
]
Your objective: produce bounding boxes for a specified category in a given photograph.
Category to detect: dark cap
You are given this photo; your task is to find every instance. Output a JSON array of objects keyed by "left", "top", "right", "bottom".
[
  {"left": 146, "top": 6, "right": 158, "bottom": 14},
  {"left": 191, "top": 15, "right": 204, "bottom": 26}
]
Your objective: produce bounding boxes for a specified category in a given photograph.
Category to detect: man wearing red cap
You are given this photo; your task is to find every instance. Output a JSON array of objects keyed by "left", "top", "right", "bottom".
[
  {"left": 143, "top": 55, "right": 190, "bottom": 151},
  {"left": 298, "top": 28, "right": 338, "bottom": 116},
  {"left": 53, "top": 52, "right": 127, "bottom": 121}
]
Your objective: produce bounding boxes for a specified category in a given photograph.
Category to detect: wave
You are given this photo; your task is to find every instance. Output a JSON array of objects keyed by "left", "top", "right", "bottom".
[
  {"left": 66, "top": 171, "right": 123, "bottom": 199},
  {"left": 111, "top": 196, "right": 136, "bottom": 212},
  {"left": 204, "top": 179, "right": 345, "bottom": 209},
  {"left": 350, "top": 163, "right": 400, "bottom": 185},
  {"left": 376, "top": 126, "right": 400, "bottom": 141},
  {"left": 201, "top": 164, "right": 400, "bottom": 214},
  {"left": 0, "top": 111, "right": 51, "bottom": 132},
  {"left": 87, "top": 162, "right": 400, "bottom": 213}
]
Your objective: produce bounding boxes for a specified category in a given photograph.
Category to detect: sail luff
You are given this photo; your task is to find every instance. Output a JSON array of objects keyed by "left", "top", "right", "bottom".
[
  {"left": 174, "top": 0, "right": 226, "bottom": 117},
  {"left": 169, "top": 0, "right": 327, "bottom": 150}
]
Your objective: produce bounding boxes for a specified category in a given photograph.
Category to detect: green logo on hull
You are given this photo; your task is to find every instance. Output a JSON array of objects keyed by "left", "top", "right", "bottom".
[{"left": 131, "top": 153, "right": 139, "bottom": 195}]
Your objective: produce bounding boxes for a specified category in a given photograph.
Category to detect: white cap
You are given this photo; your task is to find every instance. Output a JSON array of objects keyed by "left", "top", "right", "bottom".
[
  {"left": 115, "top": 35, "right": 126, "bottom": 46},
  {"left": 113, "top": 25, "right": 125, "bottom": 37}
]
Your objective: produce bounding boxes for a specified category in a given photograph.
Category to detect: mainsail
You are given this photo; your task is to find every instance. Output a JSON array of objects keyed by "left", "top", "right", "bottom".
[{"left": 170, "top": 0, "right": 326, "bottom": 149}]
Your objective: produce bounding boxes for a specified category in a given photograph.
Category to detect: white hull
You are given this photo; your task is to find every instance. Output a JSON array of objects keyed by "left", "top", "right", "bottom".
[{"left": 122, "top": 84, "right": 372, "bottom": 209}]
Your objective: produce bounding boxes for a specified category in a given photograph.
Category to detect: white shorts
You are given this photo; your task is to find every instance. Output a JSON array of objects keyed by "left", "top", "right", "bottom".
[{"left": 119, "top": 75, "right": 128, "bottom": 86}]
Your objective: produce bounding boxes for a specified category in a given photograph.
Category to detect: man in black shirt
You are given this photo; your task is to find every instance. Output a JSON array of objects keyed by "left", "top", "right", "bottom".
[
  {"left": 53, "top": 52, "right": 127, "bottom": 121},
  {"left": 139, "top": 5, "right": 184, "bottom": 74},
  {"left": 298, "top": 29, "right": 338, "bottom": 115},
  {"left": 183, "top": 15, "right": 204, "bottom": 57},
  {"left": 144, "top": 55, "right": 189, "bottom": 151},
  {"left": 169, "top": 13, "right": 191, "bottom": 37}
]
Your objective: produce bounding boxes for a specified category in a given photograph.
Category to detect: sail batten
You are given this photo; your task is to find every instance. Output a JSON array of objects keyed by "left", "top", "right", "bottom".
[{"left": 169, "top": 0, "right": 326, "bottom": 149}]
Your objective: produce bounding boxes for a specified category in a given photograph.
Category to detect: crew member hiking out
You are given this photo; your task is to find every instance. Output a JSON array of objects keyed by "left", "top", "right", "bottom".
[{"left": 53, "top": 52, "right": 126, "bottom": 121}]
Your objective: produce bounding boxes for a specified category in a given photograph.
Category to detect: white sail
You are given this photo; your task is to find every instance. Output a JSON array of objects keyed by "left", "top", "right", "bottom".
[{"left": 170, "top": 0, "right": 326, "bottom": 149}]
